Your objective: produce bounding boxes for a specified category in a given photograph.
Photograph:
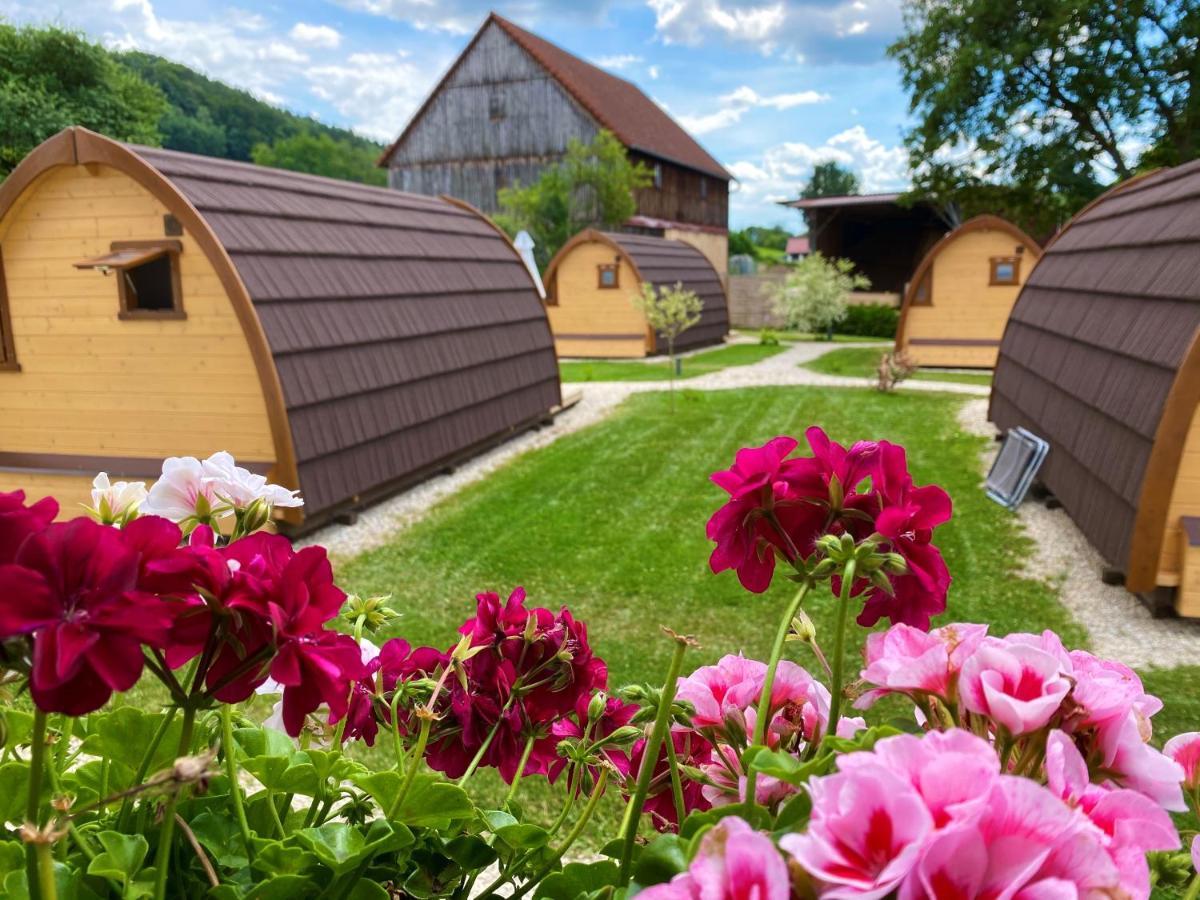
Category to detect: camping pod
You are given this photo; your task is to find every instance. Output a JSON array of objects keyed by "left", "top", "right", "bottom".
[
  {"left": 542, "top": 229, "right": 729, "bottom": 358},
  {"left": 990, "top": 158, "right": 1200, "bottom": 616},
  {"left": 0, "top": 127, "right": 561, "bottom": 532},
  {"left": 895, "top": 215, "right": 1041, "bottom": 368}
]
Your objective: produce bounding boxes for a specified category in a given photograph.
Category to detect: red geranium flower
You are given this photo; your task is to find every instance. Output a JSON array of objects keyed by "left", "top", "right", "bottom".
[
  {"left": 0, "top": 518, "right": 176, "bottom": 715},
  {"left": 0, "top": 490, "right": 57, "bottom": 564}
]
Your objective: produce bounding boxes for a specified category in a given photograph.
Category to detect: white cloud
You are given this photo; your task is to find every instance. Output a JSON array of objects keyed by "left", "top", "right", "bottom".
[
  {"left": 306, "top": 51, "right": 431, "bottom": 141},
  {"left": 592, "top": 53, "right": 642, "bottom": 70},
  {"left": 677, "top": 83, "right": 829, "bottom": 134},
  {"left": 333, "top": 1, "right": 613, "bottom": 35},
  {"left": 727, "top": 125, "right": 909, "bottom": 223},
  {"left": 647, "top": 0, "right": 902, "bottom": 63},
  {"left": 290, "top": 22, "right": 342, "bottom": 48},
  {"left": 648, "top": 64, "right": 660, "bottom": 79}
]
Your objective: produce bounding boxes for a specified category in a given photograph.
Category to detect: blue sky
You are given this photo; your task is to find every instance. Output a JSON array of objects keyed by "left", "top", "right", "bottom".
[{"left": 0, "top": 0, "right": 913, "bottom": 229}]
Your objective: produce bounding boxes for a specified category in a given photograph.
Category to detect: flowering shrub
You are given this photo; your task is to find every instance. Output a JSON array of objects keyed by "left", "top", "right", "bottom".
[{"left": 0, "top": 439, "right": 1197, "bottom": 900}]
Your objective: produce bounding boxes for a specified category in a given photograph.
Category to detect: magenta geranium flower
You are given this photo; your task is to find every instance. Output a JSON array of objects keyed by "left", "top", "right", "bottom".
[
  {"left": 0, "top": 518, "right": 176, "bottom": 715},
  {"left": 549, "top": 692, "right": 637, "bottom": 784},
  {"left": 637, "top": 817, "right": 789, "bottom": 900},
  {"left": 0, "top": 489, "right": 57, "bottom": 564},
  {"left": 627, "top": 728, "right": 713, "bottom": 830}
]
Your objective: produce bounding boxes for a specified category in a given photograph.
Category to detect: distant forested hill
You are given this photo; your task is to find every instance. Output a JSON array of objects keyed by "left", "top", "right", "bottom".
[{"left": 0, "top": 23, "right": 386, "bottom": 185}]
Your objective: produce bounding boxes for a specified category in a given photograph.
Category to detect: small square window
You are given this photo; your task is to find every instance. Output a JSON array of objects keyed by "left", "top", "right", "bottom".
[
  {"left": 489, "top": 91, "right": 505, "bottom": 120},
  {"left": 597, "top": 262, "right": 619, "bottom": 289},
  {"left": 990, "top": 256, "right": 1020, "bottom": 286},
  {"left": 911, "top": 269, "right": 933, "bottom": 305},
  {"left": 75, "top": 240, "right": 185, "bottom": 319},
  {"left": 653, "top": 163, "right": 663, "bottom": 190}
]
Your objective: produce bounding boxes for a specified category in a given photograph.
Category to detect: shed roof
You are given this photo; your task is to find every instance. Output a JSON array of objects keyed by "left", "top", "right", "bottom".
[
  {"left": 781, "top": 192, "right": 905, "bottom": 210},
  {"left": 546, "top": 230, "right": 728, "bottom": 352},
  {"left": 382, "top": 13, "right": 730, "bottom": 182},
  {"left": 5, "top": 128, "right": 560, "bottom": 524},
  {"left": 990, "top": 159, "right": 1200, "bottom": 590}
]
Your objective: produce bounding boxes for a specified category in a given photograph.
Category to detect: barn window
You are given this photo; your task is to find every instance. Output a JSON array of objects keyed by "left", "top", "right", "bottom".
[
  {"left": 75, "top": 240, "right": 185, "bottom": 319},
  {"left": 653, "top": 164, "right": 663, "bottom": 190},
  {"left": 700, "top": 177, "right": 708, "bottom": 199},
  {"left": 489, "top": 91, "right": 505, "bottom": 120},
  {"left": 911, "top": 268, "right": 933, "bottom": 305},
  {"left": 989, "top": 256, "right": 1020, "bottom": 285},
  {"left": 597, "top": 262, "right": 620, "bottom": 289},
  {"left": 0, "top": 250, "right": 18, "bottom": 371}
]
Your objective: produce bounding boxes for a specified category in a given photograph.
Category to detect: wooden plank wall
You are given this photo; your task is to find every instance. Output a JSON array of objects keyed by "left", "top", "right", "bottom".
[
  {"left": 632, "top": 153, "right": 728, "bottom": 231},
  {"left": 0, "top": 164, "right": 275, "bottom": 513},
  {"left": 901, "top": 229, "right": 1030, "bottom": 368},
  {"left": 1157, "top": 403, "right": 1200, "bottom": 590},
  {"left": 547, "top": 240, "right": 648, "bottom": 357}
]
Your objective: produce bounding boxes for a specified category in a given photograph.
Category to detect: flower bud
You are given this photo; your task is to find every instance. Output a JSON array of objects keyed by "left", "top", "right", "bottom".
[
  {"left": 790, "top": 610, "right": 817, "bottom": 643},
  {"left": 722, "top": 707, "right": 749, "bottom": 747},
  {"left": 596, "top": 726, "right": 642, "bottom": 747},
  {"left": 587, "top": 691, "right": 608, "bottom": 724},
  {"left": 882, "top": 552, "right": 908, "bottom": 575}
]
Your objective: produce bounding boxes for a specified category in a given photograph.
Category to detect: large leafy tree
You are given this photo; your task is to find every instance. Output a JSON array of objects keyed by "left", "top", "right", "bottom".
[
  {"left": 252, "top": 131, "right": 386, "bottom": 186},
  {"left": 890, "top": 0, "right": 1200, "bottom": 233},
  {"left": 801, "top": 161, "right": 861, "bottom": 199},
  {"left": 495, "top": 130, "right": 652, "bottom": 268},
  {"left": 0, "top": 24, "right": 167, "bottom": 177}
]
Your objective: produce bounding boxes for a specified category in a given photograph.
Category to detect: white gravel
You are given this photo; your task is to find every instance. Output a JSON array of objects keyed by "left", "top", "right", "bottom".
[
  {"left": 302, "top": 342, "right": 982, "bottom": 561},
  {"left": 957, "top": 398, "right": 1200, "bottom": 668}
]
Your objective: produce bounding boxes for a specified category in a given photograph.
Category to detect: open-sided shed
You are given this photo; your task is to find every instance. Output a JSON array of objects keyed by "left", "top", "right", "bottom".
[
  {"left": 0, "top": 127, "right": 561, "bottom": 531},
  {"left": 990, "top": 158, "right": 1200, "bottom": 615},
  {"left": 896, "top": 215, "right": 1041, "bottom": 368},
  {"left": 542, "top": 229, "right": 728, "bottom": 358}
]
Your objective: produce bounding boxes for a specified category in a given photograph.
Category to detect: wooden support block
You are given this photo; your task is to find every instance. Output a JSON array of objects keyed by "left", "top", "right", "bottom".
[
  {"left": 335, "top": 511, "right": 359, "bottom": 526},
  {"left": 1100, "top": 568, "right": 1125, "bottom": 586}
]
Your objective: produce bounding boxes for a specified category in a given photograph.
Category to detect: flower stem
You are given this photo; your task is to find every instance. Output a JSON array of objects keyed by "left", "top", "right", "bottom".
[
  {"left": 34, "top": 843, "right": 56, "bottom": 900},
  {"left": 663, "top": 733, "right": 687, "bottom": 826},
  {"left": 511, "top": 769, "right": 609, "bottom": 900},
  {"left": 825, "top": 560, "right": 856, "bottom": 737},
  {"left": 618, "top": 636, "right": 689, "bottom": 884},
  {"left": 742, "top": 581, "right": 812, "bottom": 810},
  {"left": 221, "top": 705, "right": 255, "bottom": 858},
  {"left": 457, "top": 714, "right": 506, "bottom": 786},
  {"left": 1184, "top": 871, "right": 1200, "bottom": 900},
  {"left": 504, "top": 735, "right": 537, "bottom": 807},
  {"left": 117, "top": 707, "right": 177, "bottom": 833},
  {"left": 388, "top": 715, "right": 432, "bottom": 819},
  {"left": 25, "top": 708, "right": 48, "bottom": 900},
  {"left": 152, "top": 705, "right": 197, "bottom": 900}
]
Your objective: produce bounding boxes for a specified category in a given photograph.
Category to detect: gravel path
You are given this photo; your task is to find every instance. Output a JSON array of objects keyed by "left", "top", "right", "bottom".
[
  {"left": 303, "top": 342, "right": 986, "bottom": 560},
  {"left": 957, "top": 398, "right": 1200, "bottom": 668}
]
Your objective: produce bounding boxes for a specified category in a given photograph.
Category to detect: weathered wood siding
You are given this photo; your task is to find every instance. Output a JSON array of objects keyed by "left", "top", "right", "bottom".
[
  {"left": 631, "top": 153, "right": 728, "bottom": 231},
  {"left": 387, "top": 21, "right": 598, "bottom": 212},
  {"left": 0, "top": 163, "right": 275, "bottom": 513}
]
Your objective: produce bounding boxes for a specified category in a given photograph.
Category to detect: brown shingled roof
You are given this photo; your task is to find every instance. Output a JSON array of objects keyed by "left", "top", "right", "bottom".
[
  {"left": 990, "top": 158, "right": 1200, "bottom": 591},
  {"left": 128, "top": 143, "right": 562, "bottom": 523},
  {"left": 382, "top": 13, "right": 730, "bottom": 182},
  {"left": 601, "top": 231, "right": 729, "bottom": 351}
]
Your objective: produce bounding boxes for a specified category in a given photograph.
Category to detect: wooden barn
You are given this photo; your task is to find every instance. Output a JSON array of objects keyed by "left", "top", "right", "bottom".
[
  {"left": 542, "top": 229, "right": 729, "bottom": 358},
  {"left": 990, "top": 158, "right": 1200, "bottom": 616},
  {"left": 379, "top": 12, "right": 731, "bottom": 273},
  {"left": 0, "top": 127, "right": 561, "bottom": 532},
  {"left": 895, "top": 215, "right": 1041, "bottom": 368},
  {"left": 780, "top": 193, "right": 949, "bottom": 299}
]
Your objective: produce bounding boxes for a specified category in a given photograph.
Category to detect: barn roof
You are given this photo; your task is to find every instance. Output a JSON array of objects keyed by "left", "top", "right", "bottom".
[
  {"left": 990, "top": 159, "right": 1200, "bottom": 590},
  {"left": 4, "top": 128, "right": 560, "bottom": 525},
  {"left": 546, "top": 230, "right": 728, "bottom": 352},
  {"left": 381, "top": 13, "right": 730, "bottom": 182}
]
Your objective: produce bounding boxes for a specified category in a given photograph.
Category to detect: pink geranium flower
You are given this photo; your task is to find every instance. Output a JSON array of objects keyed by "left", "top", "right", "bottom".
[
  {"left": 0, "top": 489, "right": 57, "bottom": 564},
  {"left": 780, "top": 760, "right": 934, "bottom": 898},
  {"left": 958, "top": 637, "right": 1071, "bottom": 735},
  {"left": 0, "top": 518, "right": 175, "bottom": 715},
  {"left": 856, "top": 622, "right": 988, "bottom": 709},
  {"left": 1164, "top": 732, "right": 1200, "bottom": 790},
  {"left": 638, "top": 817, "right": 789, "bottom": 900},
  {"left": 1101, "top": 710, "right": 1186, "bottom": 811}
]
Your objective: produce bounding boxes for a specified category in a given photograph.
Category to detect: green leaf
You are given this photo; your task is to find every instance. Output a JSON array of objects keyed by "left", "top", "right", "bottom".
[
  {"left": 443, "top": 835, "right": 498, "bottom": 870},
  {"left": 0, "top": 762, "right": 30, "bottom": 825},
  {"left": 250, "top": 840, "right": 320, "bottom": 878},
  {"left": 346, "top": 881, "right": 390, "bottom": 900},
  {"left": 233, "top": 726, "right": 295, "bottom": 759},
  {"left": 87, "top": 831, "right": 149, "bottom": 885},
  {"left": 773, "top": 790, "right": 812, "bottom": 832},
  {"left": 494, "top": 822, "right": 550, "bottom": 851},
  {"left": 188, "top": 811, "right": 250, "bottom": 870},
  {"left": 744, "top": 746, "right": 831, "bottom": 786},
  {"left": 1, "top": 710, "right": 33, "bottom": 749},
  {"left": 632, "top": 834, "right": 687, "bottom": 886},
  {"left": 352, "top": 771, "right": 474, "bottom": 827},
  {"left": 0, "top": 842, "right": 23, "bottom": 878},
  {"left": 81, "top": 709, "right": 181, "bottom": 781},
  {"left": 295, "top": 820, "right": 412, "bottom": 878},
  {"left": 535, "top": 860, "right": 620, "bottom": 900}
]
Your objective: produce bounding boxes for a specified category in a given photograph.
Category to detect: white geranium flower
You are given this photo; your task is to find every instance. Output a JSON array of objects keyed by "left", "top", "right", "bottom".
[
  {"left": 87, "top": 472, "right": 147, "bottom": 524},
  {"left": 141, "top": 456, "right": 226, "bottom": 523},
  {"left": 202, "top": 451, "right": 302, "bottom": 510}
]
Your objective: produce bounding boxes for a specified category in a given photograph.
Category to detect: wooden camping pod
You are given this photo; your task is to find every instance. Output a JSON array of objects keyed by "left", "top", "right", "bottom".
[
  {"left": 895, "top": 215, "right": 1041, "bottom": 368},
  {"left": 0, "top": 127, "right": 561, "bottom": 531},
  {"left": 542, "top": 229, "right": 729, "bottom": 358},
  {"left": 989, "top": 158, "right": 1200, "bottom": 615}
]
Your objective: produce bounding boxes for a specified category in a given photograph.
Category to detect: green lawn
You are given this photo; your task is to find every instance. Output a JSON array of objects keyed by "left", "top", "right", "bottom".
[
  {"left": 733, "top": 329, "right": 891, "bottom": 344},
  {"left": 340, "top": 385, "right": 1182, "bottom": 830},
  {"left": 559, "top": 342, "right": 785, "bottom": 382},
  {"left": 803, "top": 345, "right": 995, "bottom": 387}
]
